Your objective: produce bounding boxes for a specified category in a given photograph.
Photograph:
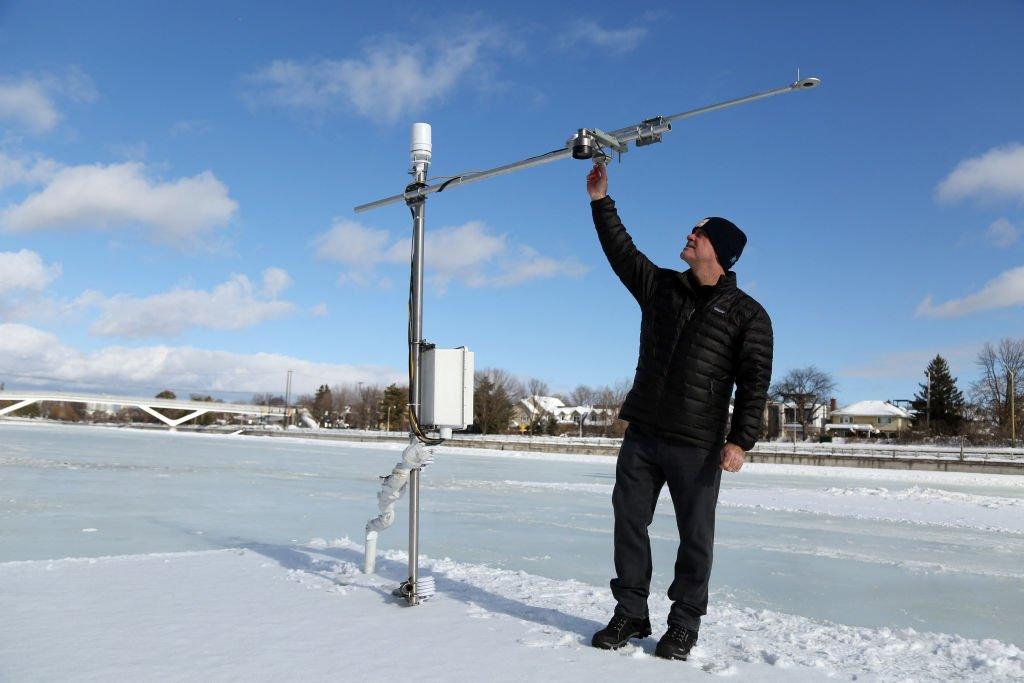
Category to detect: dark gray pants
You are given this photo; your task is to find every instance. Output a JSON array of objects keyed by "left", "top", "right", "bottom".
[{"left": 610, "top": 424, "right": 722, "bottom": 631}]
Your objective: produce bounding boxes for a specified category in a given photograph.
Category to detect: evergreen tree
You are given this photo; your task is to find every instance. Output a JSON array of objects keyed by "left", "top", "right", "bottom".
[
  {"left": 152, "top": 389, "right": 185, "bottom": 422},
  {"left": 543, "top": 414, "right": 558, "bottom": 436},
  {"left": 379, "top": 383, "right": 408, "bottom": 431},
  {"left": 312, "top": 384, "right": 333, "bottom": 422},
  {"left": 473, "top": 373, "right": 513, "bottom": 435},
  {"left": 912, "top": 355, "right": 965, "bottom": 435}
]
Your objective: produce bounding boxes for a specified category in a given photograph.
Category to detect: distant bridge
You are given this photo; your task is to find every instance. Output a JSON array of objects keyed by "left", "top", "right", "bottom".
[{"left": 0, "top": 391, "right": 309, "bottom": 428}]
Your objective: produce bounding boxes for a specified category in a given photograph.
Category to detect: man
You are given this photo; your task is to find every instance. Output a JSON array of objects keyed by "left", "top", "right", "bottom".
[{"left": 586, "top": 162, "right": 773, "bottom": 660}]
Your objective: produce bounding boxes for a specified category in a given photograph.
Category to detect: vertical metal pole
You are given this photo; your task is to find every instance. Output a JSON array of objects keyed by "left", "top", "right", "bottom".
[
  {"left": 1010, "top": 370, "right": 1016, "bottom": 448},
  {"left": 285, "top": 369, "right": 293, "bottom": 428},
  {"left": 407, "top": 170, "right": 426, "bottom": 606}
]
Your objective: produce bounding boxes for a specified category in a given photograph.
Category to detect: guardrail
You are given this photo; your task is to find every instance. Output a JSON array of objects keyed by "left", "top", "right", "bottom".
[
  {"left": 750, "top": 441, "right": 1024, "bottom": 463},
  {"left": 246, "top": 427, "right": 1024, "bottom": 467}
]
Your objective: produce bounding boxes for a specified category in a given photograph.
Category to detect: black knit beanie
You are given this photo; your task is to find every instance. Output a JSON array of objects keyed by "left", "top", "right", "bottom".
[{"left": 693, "top": 217, "right": 747, "bottom": 270}]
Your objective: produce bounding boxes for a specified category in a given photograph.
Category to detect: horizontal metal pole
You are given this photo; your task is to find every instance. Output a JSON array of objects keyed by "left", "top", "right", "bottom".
[
  {"left": 608, "top": 79, "right": 813, "bottom": 140},
  {"left": 355, "top": 148, "right": 571, "bottom": 213},
  {"left": 354, "top": 77, "right": 819, "bottom": 214}
]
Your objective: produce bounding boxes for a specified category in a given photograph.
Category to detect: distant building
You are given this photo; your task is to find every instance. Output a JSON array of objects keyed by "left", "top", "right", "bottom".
[
  {"left": 85, "top": 402, "right": 117, "bottom": 416},
  {"left": 828, "top": 400, "right": 913, "bottom": 437},
  {"left": 511, "top": 395, "right": 614, "bottom": 431},
  {"left": 763, "top": 399, "right": 834, "bottom": 439}
]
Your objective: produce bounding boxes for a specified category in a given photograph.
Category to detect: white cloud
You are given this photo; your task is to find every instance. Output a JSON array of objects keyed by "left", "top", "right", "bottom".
[
  {"left": 0, "top": 249, "right": 61, "bottom": 295},
  {"left": 937, "top": 143, "right": 1024, "bottom": 204},
  {"left": 0, "top": 151, "right": 61, "bottom": 189},
  {"left": 246, "top": 30, "right": 496, "bottom": 122},
  {"left": 314, "top": 219, "right": 402, "bottom": 267},
  {"left": 315, "top": 218, "right": 587, "bottom": 290},
  {"left": 984, "top": 218, "right": 1020, "bottom": 248},
  {"left": 260, "top": 267, "right": 292, "bottom": 297},
  {"left": 85, "top": 270, "right": 295, "bottom": 338},
  {"left": 0, "top": 323, "right": 403, "bottom": 395},
  {"left": 1, "top": 161, "right": 238, "bottom": 243},
  {"left": 423, "top": 221, "right": 506, "bottom": 285},
  {"left": 916, "top": 265, "right": 1024, "bottom": 318},
  {"left": 0, "top": 78, "right": 59, "bottom": 132},
  {"left": 0, "top": 69, "right": 97, "bottom": 133},
  {"left": 310, "top": 302, "right": 328, "bottom": 317},
  {"left": 560, "top": 20, "right": 648, "bottom": 54},
  {"left": 473, "top": 245, "right": 589, "bottom": 287}
]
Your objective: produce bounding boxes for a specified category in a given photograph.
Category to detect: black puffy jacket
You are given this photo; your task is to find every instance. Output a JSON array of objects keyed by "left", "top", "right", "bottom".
[{"left": 592, "top": 196, "right": 773, "bottom": 451}]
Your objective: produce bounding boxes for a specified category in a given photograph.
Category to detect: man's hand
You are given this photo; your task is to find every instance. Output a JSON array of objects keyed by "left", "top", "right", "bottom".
[
  {"left": 587, "top": 163, "right": 608, "bottom": 201},
  {"left": 720, "top": 442, "right": 745, "bottom": 473}
]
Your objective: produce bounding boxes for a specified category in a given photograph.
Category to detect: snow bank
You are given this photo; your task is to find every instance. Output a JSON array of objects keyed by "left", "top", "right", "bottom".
[{"left": 2, "top": 540, "right": 1019, "bottom": 681}]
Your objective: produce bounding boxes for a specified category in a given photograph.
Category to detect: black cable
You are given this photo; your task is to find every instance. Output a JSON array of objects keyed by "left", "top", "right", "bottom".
[
  {"left": 405, "top": 198, "right": 444, "bottom": 446},
  {"left": 435, "top": 176, "right": 461, "bottom": 193}
]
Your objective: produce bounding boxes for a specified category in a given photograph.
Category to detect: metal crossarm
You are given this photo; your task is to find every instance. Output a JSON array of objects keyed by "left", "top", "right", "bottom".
[{"left": 354, "top": 76, "right": 819, "bottom": 214}]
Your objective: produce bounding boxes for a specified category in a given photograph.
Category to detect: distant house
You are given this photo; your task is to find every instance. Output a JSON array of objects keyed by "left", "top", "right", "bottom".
[
  {"left": 763, "top": 399, "right": 833, "bottom": 439},
  {"left": 828, "top": 400, "right": 913, "bottom": 437},
  {"left": 511, "top": 395, "right": 560, "bottom": 429},
  {"left": 511, "top": 395, "right": 614, "bottom": 431}
]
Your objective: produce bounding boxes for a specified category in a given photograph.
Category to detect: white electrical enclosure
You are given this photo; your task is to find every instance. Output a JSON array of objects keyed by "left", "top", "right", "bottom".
[{"left": 420, "top": 347, "right": 473, "bottom": 429}]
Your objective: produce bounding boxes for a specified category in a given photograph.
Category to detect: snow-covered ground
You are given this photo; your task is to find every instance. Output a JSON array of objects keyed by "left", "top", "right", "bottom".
[{"left": 1, "top": 421, "right": 1022, "bottom": 680}]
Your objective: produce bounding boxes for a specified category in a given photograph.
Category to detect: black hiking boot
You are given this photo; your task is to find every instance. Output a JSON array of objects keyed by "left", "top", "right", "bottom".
[
  {"left": 655, "top": 624, "right": 699, "bottom": 660},
  {"left": 591, "top": 614, "right": 652, "bottom": 650}
]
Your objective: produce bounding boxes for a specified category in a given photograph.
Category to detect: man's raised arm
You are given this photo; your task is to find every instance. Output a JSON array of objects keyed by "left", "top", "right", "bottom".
[{"left": 588, "top": 164, "right": 659, "bottom": 307}]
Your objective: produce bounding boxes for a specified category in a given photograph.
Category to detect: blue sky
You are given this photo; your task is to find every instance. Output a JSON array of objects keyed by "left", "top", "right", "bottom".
[{"left": 1, "top": 1, "right": 1022, "bottom": 403}]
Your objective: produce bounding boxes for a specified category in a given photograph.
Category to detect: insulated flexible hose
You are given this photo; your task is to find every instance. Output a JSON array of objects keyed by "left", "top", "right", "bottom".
[{"left": 363, "top": 439, "right": 434, "bottom": 574}]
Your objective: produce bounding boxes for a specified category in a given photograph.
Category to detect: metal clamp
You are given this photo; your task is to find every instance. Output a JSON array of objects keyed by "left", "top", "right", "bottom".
[
  {"left": 404, "top": 182, "right": 427, "bottom": 207},
  {"left": 635, "top": 116, "right": 670, "bottom": 147}
]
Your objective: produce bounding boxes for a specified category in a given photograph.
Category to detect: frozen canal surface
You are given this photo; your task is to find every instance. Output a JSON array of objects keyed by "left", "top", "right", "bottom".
[{"left": 2, "top": 421, "right": 1022, "bottom": 646}]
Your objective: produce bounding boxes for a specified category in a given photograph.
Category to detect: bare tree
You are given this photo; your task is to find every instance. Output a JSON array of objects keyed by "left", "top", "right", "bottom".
[
  {"left": 970, "top": 338, "right": 1024, "bottom": 439},
  {"left": 526, "top": 377, "right": 550, "bottom": 399},
  {"left": 770, "top": 366, "right": 837, "bottom": 439},
  {"left": 606, "top": 379, "right": 632, "bottom": 437},
  {"left": 592, "top": 384, "right": 616, "bottom": 436},
  {"left": 611, "top": 378, "right": 632, "bottom": 407},
  {"left": 568, "top": 384, "right": 597, "bottom": 407},
  {"left": 330, "top": 383, "right": 355, "bottom": 426},
  {"left": 251, "top": 393, "right": 285, "bottom": 407},
  {"left": 524, "top": 377, "right": 552, "bottom": 434},
  {"left": 345, "top": 383, "right": 382, "bottom": 429},
  {"left": 478, "top": 368, "right": 525, "bottom": 403}
]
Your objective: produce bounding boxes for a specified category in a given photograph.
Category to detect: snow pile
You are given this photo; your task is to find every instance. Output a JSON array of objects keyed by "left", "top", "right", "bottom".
[{"left": 3, "top": 539, "right": 1021, "bottom": 681}]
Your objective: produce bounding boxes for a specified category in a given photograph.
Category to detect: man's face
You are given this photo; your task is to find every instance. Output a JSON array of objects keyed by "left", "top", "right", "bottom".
[{"left": 681, "top": 225, "right": 718, "bottom": 268}]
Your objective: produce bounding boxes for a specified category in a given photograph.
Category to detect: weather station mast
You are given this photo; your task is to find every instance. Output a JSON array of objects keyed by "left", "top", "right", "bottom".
[{"left": 356, "top": 73, "right": 822, "bottom": 606}]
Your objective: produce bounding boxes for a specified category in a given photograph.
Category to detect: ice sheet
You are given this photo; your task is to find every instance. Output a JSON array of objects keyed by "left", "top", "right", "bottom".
[{"left": 2, "top": 421, "right": 1022, "bottom": 655}]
